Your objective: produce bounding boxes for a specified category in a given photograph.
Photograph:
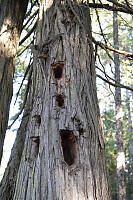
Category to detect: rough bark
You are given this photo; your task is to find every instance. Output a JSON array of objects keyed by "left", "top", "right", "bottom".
[
  {"left": 13, "top": 1, "right": 111, "bottom": 199},
  {"left": 0, "top": 0, "right": 28, "bottom": 164},
  {"left": 0, "top": 98, "right": 30, "bottom": 200},
  {"left": 128, "top": 140, "right": 133, "bottom": 199},
  {"left": 113, "top": 8, "right": 126, "bottom": 200},
  {"left": 126, "top": 89, "right": 133, "bottom": 200}
]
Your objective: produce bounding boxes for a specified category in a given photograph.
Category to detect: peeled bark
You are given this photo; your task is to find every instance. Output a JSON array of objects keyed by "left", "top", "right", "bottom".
[
  {"left": 0, "top": 0, "right": 28, "bottom": 164},
  {"left": 113, "top": 9, "right": 126, "bottom": 200},
  {"left": 13, "top": 1, "right": 111, "bottom": 199}
]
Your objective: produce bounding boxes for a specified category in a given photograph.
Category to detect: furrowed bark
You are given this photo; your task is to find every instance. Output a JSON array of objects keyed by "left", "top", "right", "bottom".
[
  {"left": 13, "top": 1, "right": 111, "bottom": 199},
  {"left": 113, "top": 7, "right": 126, "bottom": 200},
  {"left": 126, "top": 89, "right": 133, "bottom": 200}
]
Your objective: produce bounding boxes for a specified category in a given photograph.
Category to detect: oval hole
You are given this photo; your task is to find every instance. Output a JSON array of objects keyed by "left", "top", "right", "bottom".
[
  {"left": 51, "top": 62, "right": 64, "bottom": 79},
  {"left": 60, "top": 130, "right": 78, "bottom": 166},
  {"left": 30, "top": 136, "right": 40, "bottom": 158},
  {"left": 56, "top": 94, "right": 64, "bottom": 107}
]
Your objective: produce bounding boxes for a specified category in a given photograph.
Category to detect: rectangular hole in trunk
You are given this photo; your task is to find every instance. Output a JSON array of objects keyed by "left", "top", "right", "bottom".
[
  {"left": 56, "top": 94, "right": 64, "bottom": 107},
  {"left": 60, "top": 130, "right": 78, "bottom": 166},
  {"left": 51, "top": 61, "right": 64, "bottom": 79}
]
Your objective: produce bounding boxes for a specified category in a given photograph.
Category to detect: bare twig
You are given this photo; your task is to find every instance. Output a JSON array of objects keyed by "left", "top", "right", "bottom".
[
  {"left": 8, "top": 66, "right": 33, "bottom": 129},
  {"left": 92, "top": 37, "right": 133, "bottom": 59},
  {"left": 66, "top": 0, "right": 133, "bottom": 60},
  {"left": 92, "top": 0, "right": 108, "bottom": 44},
  {"left": 14, "top": 60, "right": 32, "bottom": 105},
  {"left": 96, "top": 74, "right": 133, "bottom": 92},
  {"left": 19, "top": 21, "right": 37, "bottom": 46},
  {"left": 107, "top": 0, "right": 133, "bottom": 14},
  {"left": 79, "top": 3, "right": 133, "bottom": 14}
]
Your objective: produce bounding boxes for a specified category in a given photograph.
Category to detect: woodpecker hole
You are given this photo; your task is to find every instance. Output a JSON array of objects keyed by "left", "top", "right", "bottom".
[
  {"left": 56, "top": 94, "right": 64, "bottom": 107},
  {"left": 33, "top": 115, "right": 41, "bottom": 127},
  {"left": 60, "top": 130, "right": 78, "bottom": 166},
  {"left": 30, "top": 136, "right": 40, "bottom": 158},
  {"left": 51, "top": 62, "right": 64, "bottom": 79}
]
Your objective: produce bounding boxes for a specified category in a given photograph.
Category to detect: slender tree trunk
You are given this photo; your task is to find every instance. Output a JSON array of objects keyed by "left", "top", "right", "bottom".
[
  {"left": 113, "top": 9, "right": 126, "bottom": 200},
  {"left": 126, "top": 88, "right": 133, "bottom": 200},
  {"left": 0, "top": 0, "right": 28, "bottom": 164},
  {"left": 13, "top": 1, "right": 111, "bottom": 199},
  {"left": 129, "top": 140, "right": 133, "bottom": 200}
]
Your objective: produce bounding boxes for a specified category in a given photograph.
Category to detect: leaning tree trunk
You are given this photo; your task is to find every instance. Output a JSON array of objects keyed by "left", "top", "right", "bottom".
[
  {"left": 0, "top": 98, "right": 30, "bottom": 200},
  {"left": 13, "top": 1, "right": 111, "bottom": 199},
  {"left": 113, "top": 8, "right": 126, "bottom": 200},
  {"left": 0, "top": 0, "right": 28, "bottom": 164}
]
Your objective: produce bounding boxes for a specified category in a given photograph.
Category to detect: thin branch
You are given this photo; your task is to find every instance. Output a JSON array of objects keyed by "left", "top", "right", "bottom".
[
  {"left": 25, "top": 12, "right": 38, "bottom": 32},
  {"left": 17, "top": 40, "right": 33, "bottom": 57},
  {"left": 25, "top": 0, "right": 38, "bottom": 19},
  {"left": 92, "top": 37, "right": 133, "bottom": 59},
  {"left": 8, "top": 66, "right": 33, "bottom": 129},
  {"left": 124, "top": 0, "right": 131, "bottom": 8},
  {"left": 97, "top": 55, "right": 115, "bottom": 97},
  {"left": 94, "top": 44, "right": 98, "bottom": 62},
  {"left": 14, "top": 60, "right": 32, "bottom": 105},
  {"left": 92, "top": 1, "right": 115, "bottom": 63},
  {"left": 23, "top": 9, "right": 39, "bottom": 30},
  {"left": 87, "top": 3, "right": 133, "bottom": 14},
  {"left": 96, "top": 74, "right": 133, "bottom": 92},
  {"left": 19, "top": 21, "right": 37, "bottom": 46},
  {"left": 67, "top": 0, "right": 133, "bottom": 60},
  {"left": 106, "top": 0, "right": 133, "bottom": 14},
  {"left": 92, "top": 0, "right": 108, "bottom": 44},
  {"left": 118, "top": 13, "right": 133, "bottom": 30}
]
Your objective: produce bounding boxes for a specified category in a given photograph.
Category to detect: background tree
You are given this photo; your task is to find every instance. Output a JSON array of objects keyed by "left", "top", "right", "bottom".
[
  {"left": 91, "top": 1, "right": 133, "bottom": 199},
  {"left": 126, "top": 89, "right": 133, "bottom": 200},
  {"left": 0, "top": 0, "right": 28, "bottom": 164},
  {"left": 113, "top": 7, "right": 126, "bottom": 200}
]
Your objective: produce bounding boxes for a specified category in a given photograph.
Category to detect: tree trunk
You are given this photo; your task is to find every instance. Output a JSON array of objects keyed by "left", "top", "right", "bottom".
[
  {"left": 113, "top": 9, "right": 126, "bottom": 200},
  {"left": 0, "top": 98, "right": 30, "bottom": 200},
  {"left": 126, "top": 89, "right": 133, "bottom": 200},
  {"left": 13, "top": 1, "right": 111, "bottom": 199},
  {"left": 0, "top": 0, "right": 28, "bottom": 164}
]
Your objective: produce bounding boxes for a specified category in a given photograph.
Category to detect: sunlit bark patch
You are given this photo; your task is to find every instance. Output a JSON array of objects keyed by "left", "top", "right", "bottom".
[
  {"left": 117, "top": 151, "right": 125, "bottom": 169},
  {"left": 56, "top": 94, "right": 65, "bottom": 107},
  {"left": 51, "top": 61, "right": 64, "bottom": 79},
  {"left": 60, "top": 130, "right": 78, "bottom": 166}
]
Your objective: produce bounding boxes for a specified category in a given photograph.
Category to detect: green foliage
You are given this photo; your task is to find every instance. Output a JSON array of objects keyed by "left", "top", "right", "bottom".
[
  {"left": 14, "top": 54, "right": 29, "bottom": 110},
  {"left": 102, "top": 100, "right": 133, "bottom": 200},
  {"left": 9, "top": 0, "right": 133, "bottom": 198},
  {"left": 102, "top": 109, "right": 117, "bottom": 198},
  {"left": 93, "top": 7, "right": 133, "bottom": 199}
]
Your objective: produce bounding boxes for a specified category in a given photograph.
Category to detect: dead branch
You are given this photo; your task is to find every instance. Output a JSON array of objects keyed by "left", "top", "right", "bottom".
[
  {"left": 92, "top": 37, "right": 133, "bottom": 59},
  {"left": 97, "top": 74, "right": 133, "bottom": 92}
]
